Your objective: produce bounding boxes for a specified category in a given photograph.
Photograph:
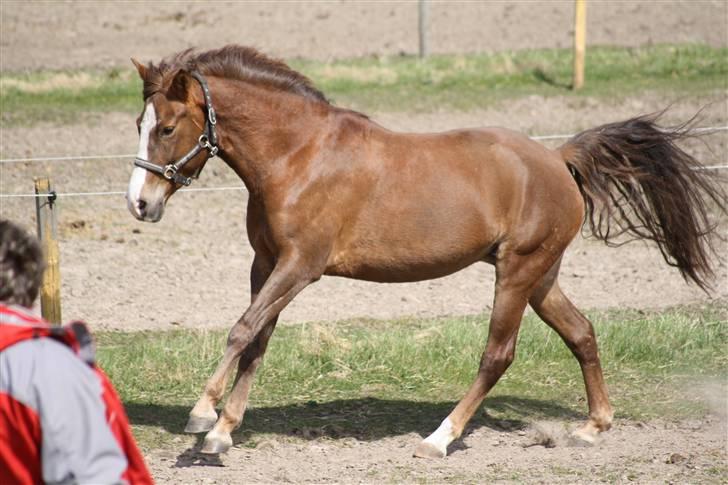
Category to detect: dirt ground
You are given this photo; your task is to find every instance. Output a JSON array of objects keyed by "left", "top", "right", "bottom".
[
  {"left": 1, "top": 1, "right": 726, "bottom": 71},
  {"left": 1, "top": 2, "right": 727, "bottom": 483},
  {"left": 147, "top": 416, "right": 727, "bottom": 484}
]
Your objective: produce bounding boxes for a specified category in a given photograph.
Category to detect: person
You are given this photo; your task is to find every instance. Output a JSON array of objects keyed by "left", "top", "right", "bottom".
[{"left": 0, "top": 219, "right": 153, "bottom": 484}]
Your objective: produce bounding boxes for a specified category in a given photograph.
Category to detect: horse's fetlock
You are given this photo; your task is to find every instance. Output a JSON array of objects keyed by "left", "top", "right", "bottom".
[
  {"left": 204, "top": 382, "right": 225, "bottom": 400},
  {"left": 220, "top": 408, "right": 243, "bottom": 429},
  {"left": 590, "top": 409, "right": 613, "bottom": 432}
]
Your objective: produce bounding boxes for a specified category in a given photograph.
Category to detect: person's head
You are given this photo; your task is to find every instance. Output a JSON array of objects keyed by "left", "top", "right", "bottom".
[{"left": 0, "top": 219, "right": 44, "bottom": 308}]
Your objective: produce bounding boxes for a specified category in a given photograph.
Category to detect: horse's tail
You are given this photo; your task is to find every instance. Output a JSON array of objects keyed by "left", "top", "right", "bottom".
[{"left": 558, "top": 112, "right": 727, "bottom": 291}]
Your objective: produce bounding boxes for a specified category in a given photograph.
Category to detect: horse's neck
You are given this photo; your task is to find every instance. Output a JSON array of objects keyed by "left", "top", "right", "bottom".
[{"left": 212, "top": 80, "right": 329, "bottom": 195}]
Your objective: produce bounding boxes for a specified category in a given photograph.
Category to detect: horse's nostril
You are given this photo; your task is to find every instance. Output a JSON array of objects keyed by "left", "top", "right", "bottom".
[{"left": 137, "top": 199, "right": 147, "bottom": 213}]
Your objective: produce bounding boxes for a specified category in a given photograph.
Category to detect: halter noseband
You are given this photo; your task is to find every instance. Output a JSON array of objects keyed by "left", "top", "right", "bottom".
[{"left": 133, "top": 71, "right": 219, "bottom": 186}]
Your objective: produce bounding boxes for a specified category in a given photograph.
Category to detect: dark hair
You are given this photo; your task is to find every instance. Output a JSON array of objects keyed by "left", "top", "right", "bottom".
[
  {"left": 562, "top": 112, "right": 727, "bottom": 291},
  {"left": 141, "top": 44, "right": 328, "bottom": 103},
  {"left": 0, "top": 219, "right": 44, "bottom": 308}
]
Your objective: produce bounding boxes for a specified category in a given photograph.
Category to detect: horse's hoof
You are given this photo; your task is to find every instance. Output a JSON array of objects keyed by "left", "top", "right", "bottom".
[
  {"left": 413, "top": 441, "right": 446, "bottom": 459},
  {"left": 569, "top": 427, "right": 597, "bottom": 447},
  {"left": 184, "top": 413, "right": 217, "bottom": 434},
  {"left": 200, "top": 431, "right": 233, "bottom": 454}
]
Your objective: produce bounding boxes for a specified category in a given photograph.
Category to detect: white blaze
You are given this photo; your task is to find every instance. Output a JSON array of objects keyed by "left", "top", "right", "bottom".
[{"left": 127, "top": 102, "right": 156, "bottom": 216}]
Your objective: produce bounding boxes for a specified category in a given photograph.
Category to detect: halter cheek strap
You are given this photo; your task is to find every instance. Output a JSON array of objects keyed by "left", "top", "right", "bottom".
[{"left": 133, "top": 71, "right": 219, "bottom": 186}]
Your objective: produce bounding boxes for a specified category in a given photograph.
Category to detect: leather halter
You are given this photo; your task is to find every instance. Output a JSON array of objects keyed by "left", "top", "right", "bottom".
[{"left": 133, "top": 71, "right": 219, "bottom": 186}]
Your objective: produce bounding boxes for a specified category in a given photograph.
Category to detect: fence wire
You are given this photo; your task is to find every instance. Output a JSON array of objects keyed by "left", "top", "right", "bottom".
[
  {"left": 1, "top": 126, "right": 726, "bottom": 199},
  {"left": 0, "top": 186, "right": 246, "bottom": 199},
  {"left": 1, "top": 126, "right": 726, "bottom": 165}
]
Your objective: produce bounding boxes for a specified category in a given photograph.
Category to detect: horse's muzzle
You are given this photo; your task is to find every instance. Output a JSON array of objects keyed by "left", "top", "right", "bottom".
[{"left": 126, "top": 194, "right": 164, "bottom": 222}]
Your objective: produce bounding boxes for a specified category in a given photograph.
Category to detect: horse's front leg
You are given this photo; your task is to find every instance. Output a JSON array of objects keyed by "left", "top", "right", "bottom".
[
  {"left": 185, "top": 254, "right": 275, "bottom": 434},
  {"left": 198, "top": 250, "right": 322, "bottom": 454}
]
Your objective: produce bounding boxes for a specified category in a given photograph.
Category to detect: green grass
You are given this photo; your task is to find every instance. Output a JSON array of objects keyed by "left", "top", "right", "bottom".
[
  {"left": 1, "top": 44, "right": 726, "bottom": 125},
  {"left": 96, "top": 303, "right": 727, "bottom": 451},
  {"left": 300, "top": 44, "right": 728, "bottom": 111}
]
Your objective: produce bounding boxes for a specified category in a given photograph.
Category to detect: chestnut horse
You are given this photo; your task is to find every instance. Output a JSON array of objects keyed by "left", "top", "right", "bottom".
[{"left": 126, "top": 46, "right": 725, "bottom": 458}]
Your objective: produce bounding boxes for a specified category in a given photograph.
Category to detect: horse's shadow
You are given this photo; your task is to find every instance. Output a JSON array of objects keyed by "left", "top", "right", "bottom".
[{"left": 125, "top": 395, "right": 581, "bottom": 466}]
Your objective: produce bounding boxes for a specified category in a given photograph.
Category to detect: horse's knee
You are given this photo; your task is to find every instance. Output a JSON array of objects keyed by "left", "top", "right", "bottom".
[
  {"left": 228, "top": 322, "right": 273, "bottom": 371},
  {"left": 227, "top": 322, "right": 254, "bottom": 353}
]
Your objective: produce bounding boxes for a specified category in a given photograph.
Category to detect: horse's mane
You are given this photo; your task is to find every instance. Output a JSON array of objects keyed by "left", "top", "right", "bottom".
[{"left": 142, "top": 45, "right": 328, "bottom": 103}]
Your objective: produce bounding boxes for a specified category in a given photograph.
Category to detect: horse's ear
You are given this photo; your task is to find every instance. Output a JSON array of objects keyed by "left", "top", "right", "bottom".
[
  {"left": 131, "top": 58, "right": 148, "bottom": 81},
  {"left": 165, "top": 69, "right": 193, "bottom": 103}
]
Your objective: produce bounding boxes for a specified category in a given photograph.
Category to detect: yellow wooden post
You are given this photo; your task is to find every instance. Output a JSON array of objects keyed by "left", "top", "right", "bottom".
[
  {"left": 573, "top": 0, "right": 587, "bottom": 90},
  {"left": 34, "top": 177, "right": 62, "bottom": 324}
]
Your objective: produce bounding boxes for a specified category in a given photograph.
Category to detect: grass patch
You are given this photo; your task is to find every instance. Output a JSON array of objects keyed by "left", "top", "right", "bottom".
[
  {"left": 96, "top": 303, "right": 727, "bottom": 451},
  {"left": 1, "top": 44, "right": 726, "bottom": 125},
  {"left": 301, "top": 44, "right": 727, "bottom": 112},
  {"left": 1, "top": 67, "right": 138, "bottom": 125}
]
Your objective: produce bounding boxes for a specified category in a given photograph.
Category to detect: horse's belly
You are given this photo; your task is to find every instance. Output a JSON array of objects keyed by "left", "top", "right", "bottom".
[
  {"left": 325, "top": 253, "right": 488, "bottom": 283},
  {"left": 325, "top": 224, "right": 497, "bottom": 283}
]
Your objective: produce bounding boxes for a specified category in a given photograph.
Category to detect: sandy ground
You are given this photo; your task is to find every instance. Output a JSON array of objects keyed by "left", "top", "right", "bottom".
[
  {"left": 147, "top": 417, "right": 727, "bottom": 484},
  {"left": 1, "top": 2, "right": 727, "bottom": 483}
]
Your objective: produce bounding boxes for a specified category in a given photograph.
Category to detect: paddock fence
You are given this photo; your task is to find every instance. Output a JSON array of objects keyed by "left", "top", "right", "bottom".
[
  {"left": 2, "top": 125, "right": 727, "bottom": 200},
  {"left": 1, "top": 125, "right": 726, "bottom": 321}
]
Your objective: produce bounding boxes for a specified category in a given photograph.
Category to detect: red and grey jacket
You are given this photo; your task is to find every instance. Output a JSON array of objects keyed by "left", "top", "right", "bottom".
[{"left": 0, "top": 304, "right": 153, "bottom": 485}]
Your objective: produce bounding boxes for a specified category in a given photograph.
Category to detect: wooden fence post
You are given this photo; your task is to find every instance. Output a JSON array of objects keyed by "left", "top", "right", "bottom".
[
  {"left": 573, "top": 0, "right": 587, "bottom": 90},
  {"left": 418, "top": 0, "right": 429, "bottom": 59},
  {"left": 34, "top": 177, "right": 62, "bottom": 324}
]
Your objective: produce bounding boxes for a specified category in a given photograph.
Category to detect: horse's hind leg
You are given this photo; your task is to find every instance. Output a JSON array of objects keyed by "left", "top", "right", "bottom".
[
  {"left": 414, "top": 250, "right": 554, "bottom": 459},
  {"left": 529, "top": 260, "right": 613, "bottom": 443}
]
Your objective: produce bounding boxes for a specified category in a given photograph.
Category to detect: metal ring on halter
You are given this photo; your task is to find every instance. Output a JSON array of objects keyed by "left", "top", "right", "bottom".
[
  {"left": 199, "top": 134, "right": 219, "bottom": 157},
  {"left": 163, "top": 165, "right": 178, "bottom": 180}
]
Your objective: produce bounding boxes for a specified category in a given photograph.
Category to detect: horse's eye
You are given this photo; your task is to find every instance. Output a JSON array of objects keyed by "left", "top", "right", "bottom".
[{"left": 161, "top": 126, "right": 175, "bottom": 137}]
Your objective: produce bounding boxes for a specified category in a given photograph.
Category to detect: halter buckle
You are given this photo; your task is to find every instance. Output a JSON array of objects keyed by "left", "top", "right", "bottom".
[{"left": 208, "top": 107, "right": 217, "bottom": 125}]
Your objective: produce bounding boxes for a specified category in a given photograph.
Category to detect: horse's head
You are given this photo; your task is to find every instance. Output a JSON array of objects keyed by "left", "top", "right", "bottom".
[{"left": 126, "top": 59, "right": 213, "bottom": 222}]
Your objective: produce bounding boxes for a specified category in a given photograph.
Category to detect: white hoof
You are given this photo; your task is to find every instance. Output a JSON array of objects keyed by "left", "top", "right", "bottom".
[
  {"left": 413, "top": 441, "right": 446, "bottom": 459},
  {"left": 200, "top": 429, "right": 233, "bottom": 454},
  {"left": 569, "top": 425, "right": 598, "bottom": 446},
  {"left": 415, "top": 417, "right": 456, "bottom": 459}
]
